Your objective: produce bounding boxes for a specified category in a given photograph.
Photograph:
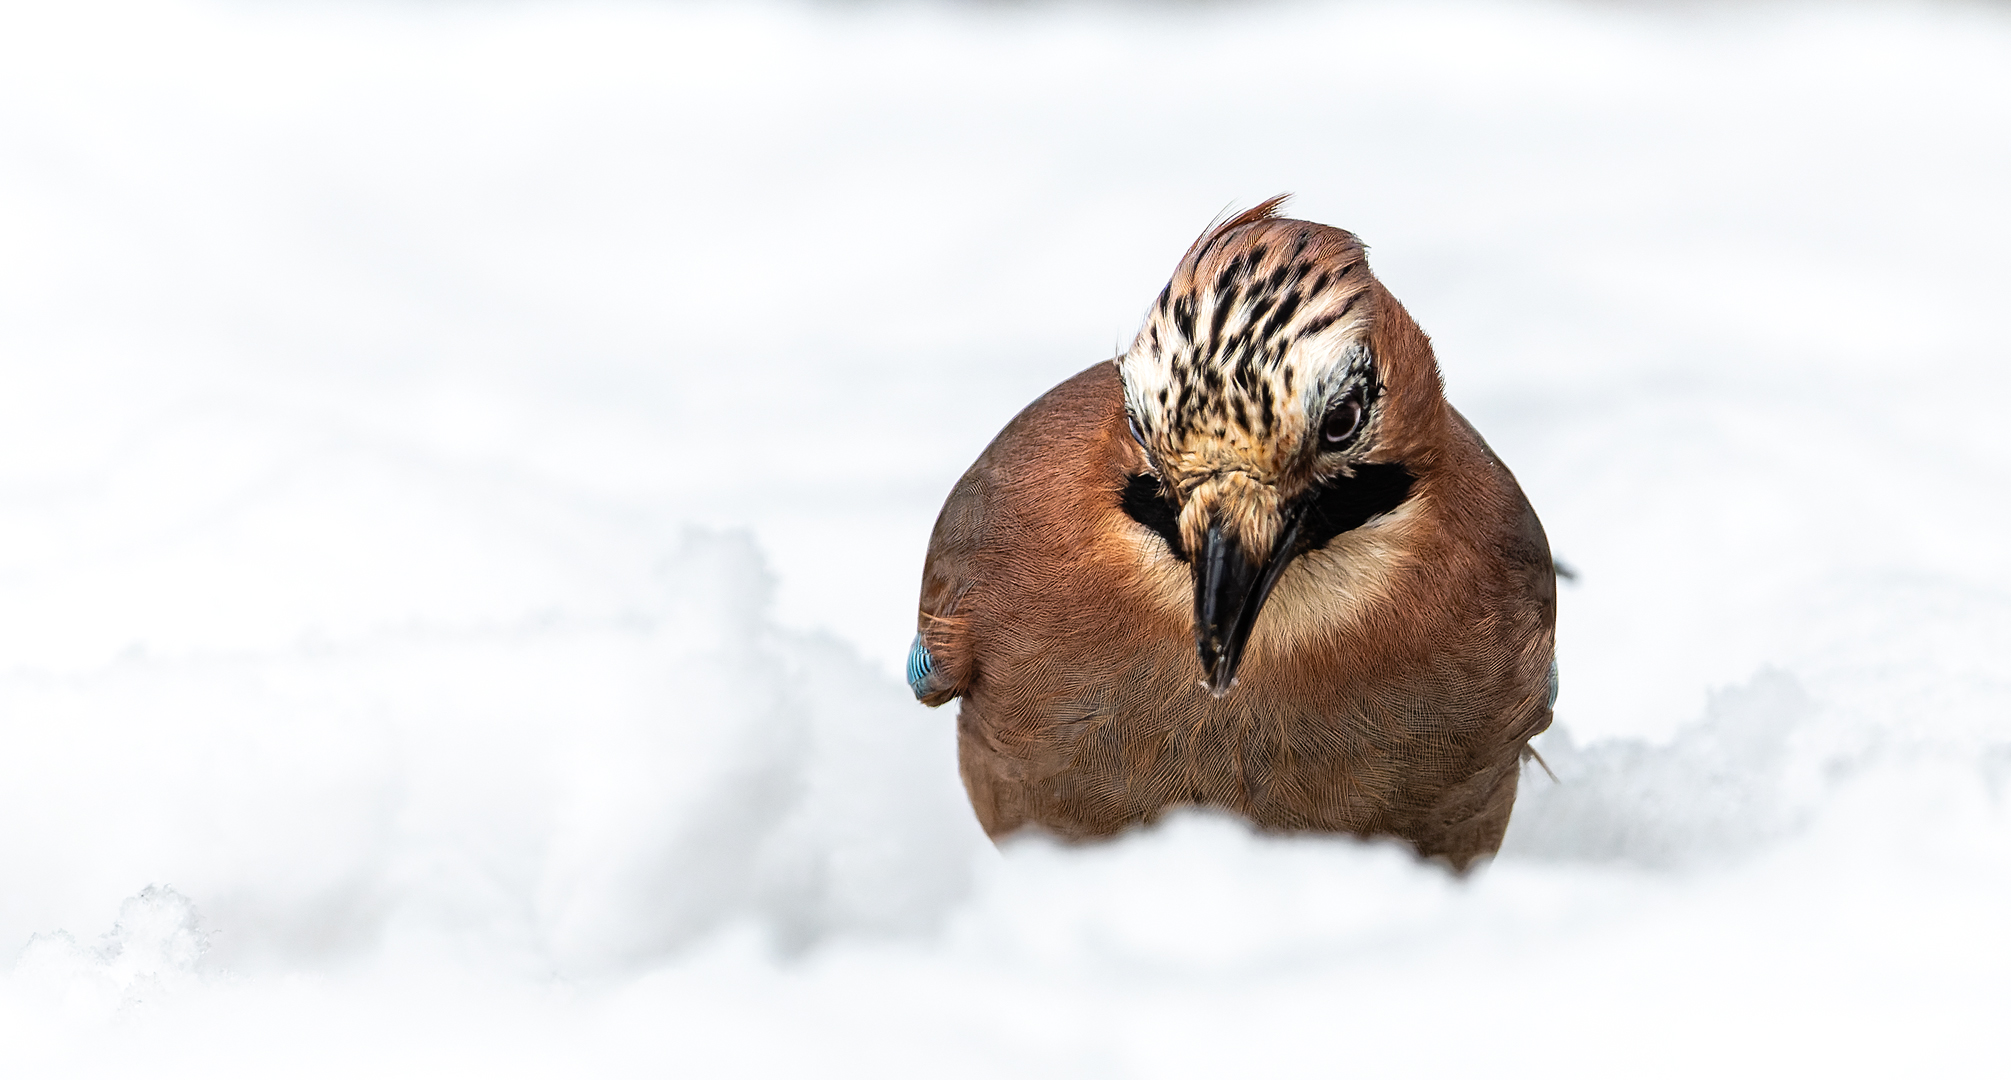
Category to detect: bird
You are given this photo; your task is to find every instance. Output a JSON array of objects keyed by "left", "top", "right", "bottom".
[{"left": 908, "top": 197, "right": 1556, "bottom": 870}]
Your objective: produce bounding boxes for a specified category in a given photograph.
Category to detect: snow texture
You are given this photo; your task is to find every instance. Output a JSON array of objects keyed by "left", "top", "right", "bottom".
[{"left": 2, "top": 0, "right": 2009, "bottom": 1075}]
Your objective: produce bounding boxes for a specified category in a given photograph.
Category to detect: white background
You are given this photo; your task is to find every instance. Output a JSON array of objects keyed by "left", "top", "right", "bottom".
[{"left": 2, "top": 0, "right": 2008, "bottom": 1075}]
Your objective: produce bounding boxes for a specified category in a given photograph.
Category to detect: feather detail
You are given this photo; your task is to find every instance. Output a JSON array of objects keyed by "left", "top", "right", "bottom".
[{"left": 905, "top": 632, "right": 937, "bottom": 701}]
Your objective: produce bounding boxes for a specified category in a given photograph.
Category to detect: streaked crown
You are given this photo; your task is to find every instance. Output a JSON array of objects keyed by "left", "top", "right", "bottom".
[{"left": 1118, "top": 197, "right": 1390, "bottom": 555}]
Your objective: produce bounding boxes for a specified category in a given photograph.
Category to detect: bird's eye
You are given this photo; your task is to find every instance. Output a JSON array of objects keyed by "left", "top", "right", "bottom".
[
  {"left": 1128, "top": 413, "right": 1149, "bottom": 449},
  {"left": 1321, "top": 397, "right": 1364, "bottom": 449}
]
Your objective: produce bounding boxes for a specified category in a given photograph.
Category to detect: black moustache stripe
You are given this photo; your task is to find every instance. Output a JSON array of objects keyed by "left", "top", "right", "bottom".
[{"left": 1120, "top": 463, "right": 1415, "bottom": 562}]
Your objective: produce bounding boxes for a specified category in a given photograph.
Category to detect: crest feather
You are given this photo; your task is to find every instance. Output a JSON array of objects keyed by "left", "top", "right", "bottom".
[{"left": 1183, "top": 194, "right": 1293, "bottom": 261}]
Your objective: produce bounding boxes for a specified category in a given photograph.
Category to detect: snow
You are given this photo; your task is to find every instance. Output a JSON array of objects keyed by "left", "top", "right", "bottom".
[{"left": 2, "top": 0, "right": 2008, "bottom": 1074}]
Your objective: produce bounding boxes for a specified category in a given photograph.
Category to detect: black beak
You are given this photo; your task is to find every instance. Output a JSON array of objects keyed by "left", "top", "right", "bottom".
[{"left": 1192, "top": 505, "right": 1308, "bottom": 697}]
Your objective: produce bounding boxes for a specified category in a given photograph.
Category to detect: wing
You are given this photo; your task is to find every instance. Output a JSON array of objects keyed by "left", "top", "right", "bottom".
[
  {"left": 910, "top": 360, "right": 1129, "bottom": 707},
  {"left": 910, "top": 461, "right": 987, "bottom": 705},
  {"left": 1446, "top": 405, "right": 1559, "bottom": 749}
]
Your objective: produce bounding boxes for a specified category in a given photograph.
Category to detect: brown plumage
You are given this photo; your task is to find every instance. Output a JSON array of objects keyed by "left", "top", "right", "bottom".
[{"left": 911, "top": 199, "right": 1555, "bottom": 869}]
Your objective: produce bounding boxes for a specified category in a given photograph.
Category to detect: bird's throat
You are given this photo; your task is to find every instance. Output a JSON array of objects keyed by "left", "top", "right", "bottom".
[{"left": 1120, "top": 465, "right": 1417, "bottom": 696}]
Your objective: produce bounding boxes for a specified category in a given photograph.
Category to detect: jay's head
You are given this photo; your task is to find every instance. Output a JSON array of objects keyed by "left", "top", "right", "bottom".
[{"left": 1118, "top": 197, "right": 1440, "bottom": 696}]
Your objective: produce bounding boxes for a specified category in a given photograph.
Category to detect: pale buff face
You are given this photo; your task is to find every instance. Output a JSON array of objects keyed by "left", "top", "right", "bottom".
[{"left": 1118, "top": 214, "right": 1387, "bottom": 560}]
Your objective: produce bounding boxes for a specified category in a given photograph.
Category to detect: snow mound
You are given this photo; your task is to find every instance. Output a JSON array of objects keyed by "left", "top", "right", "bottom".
[
  {"left": 1507, "top": 669, "right": 1819, "bottom": 866},
  {"left": 0, "top": 529, "right": 983, "bottom": 981},
  {"left": 13, "top": 886, "right": 209, "bottom": 1020}
]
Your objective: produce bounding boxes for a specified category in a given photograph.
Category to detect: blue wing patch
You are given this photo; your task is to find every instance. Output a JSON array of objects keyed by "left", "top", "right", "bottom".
[
  {"left": 1546, "top": 658, "right": 1559, "bottom": 710},
  {"left": 906, "top": 633, "right": 937, "bottom": 700}
]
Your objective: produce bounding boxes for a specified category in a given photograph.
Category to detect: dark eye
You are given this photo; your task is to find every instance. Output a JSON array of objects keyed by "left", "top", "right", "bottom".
[
  {"left": 1128, "top": 413, "right": 1149, "bottom": 449},
  {"left": 1321, "top": 397, "right": 1364, "bottom": 449}
]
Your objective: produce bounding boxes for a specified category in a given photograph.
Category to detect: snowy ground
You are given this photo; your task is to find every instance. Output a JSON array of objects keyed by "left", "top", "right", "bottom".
[{"left": 2, "top": 0, "right": 2009, "bottom": 1074}]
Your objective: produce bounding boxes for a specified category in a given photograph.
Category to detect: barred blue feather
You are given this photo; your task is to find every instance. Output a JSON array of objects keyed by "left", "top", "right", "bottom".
[{"left": 906, "top": 633, "right": 936, "bottom": 700}]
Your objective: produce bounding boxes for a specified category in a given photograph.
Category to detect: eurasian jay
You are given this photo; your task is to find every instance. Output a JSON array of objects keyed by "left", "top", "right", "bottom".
[{"left": 910, "top": 198, "right": 1556, "bottom": 869}]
